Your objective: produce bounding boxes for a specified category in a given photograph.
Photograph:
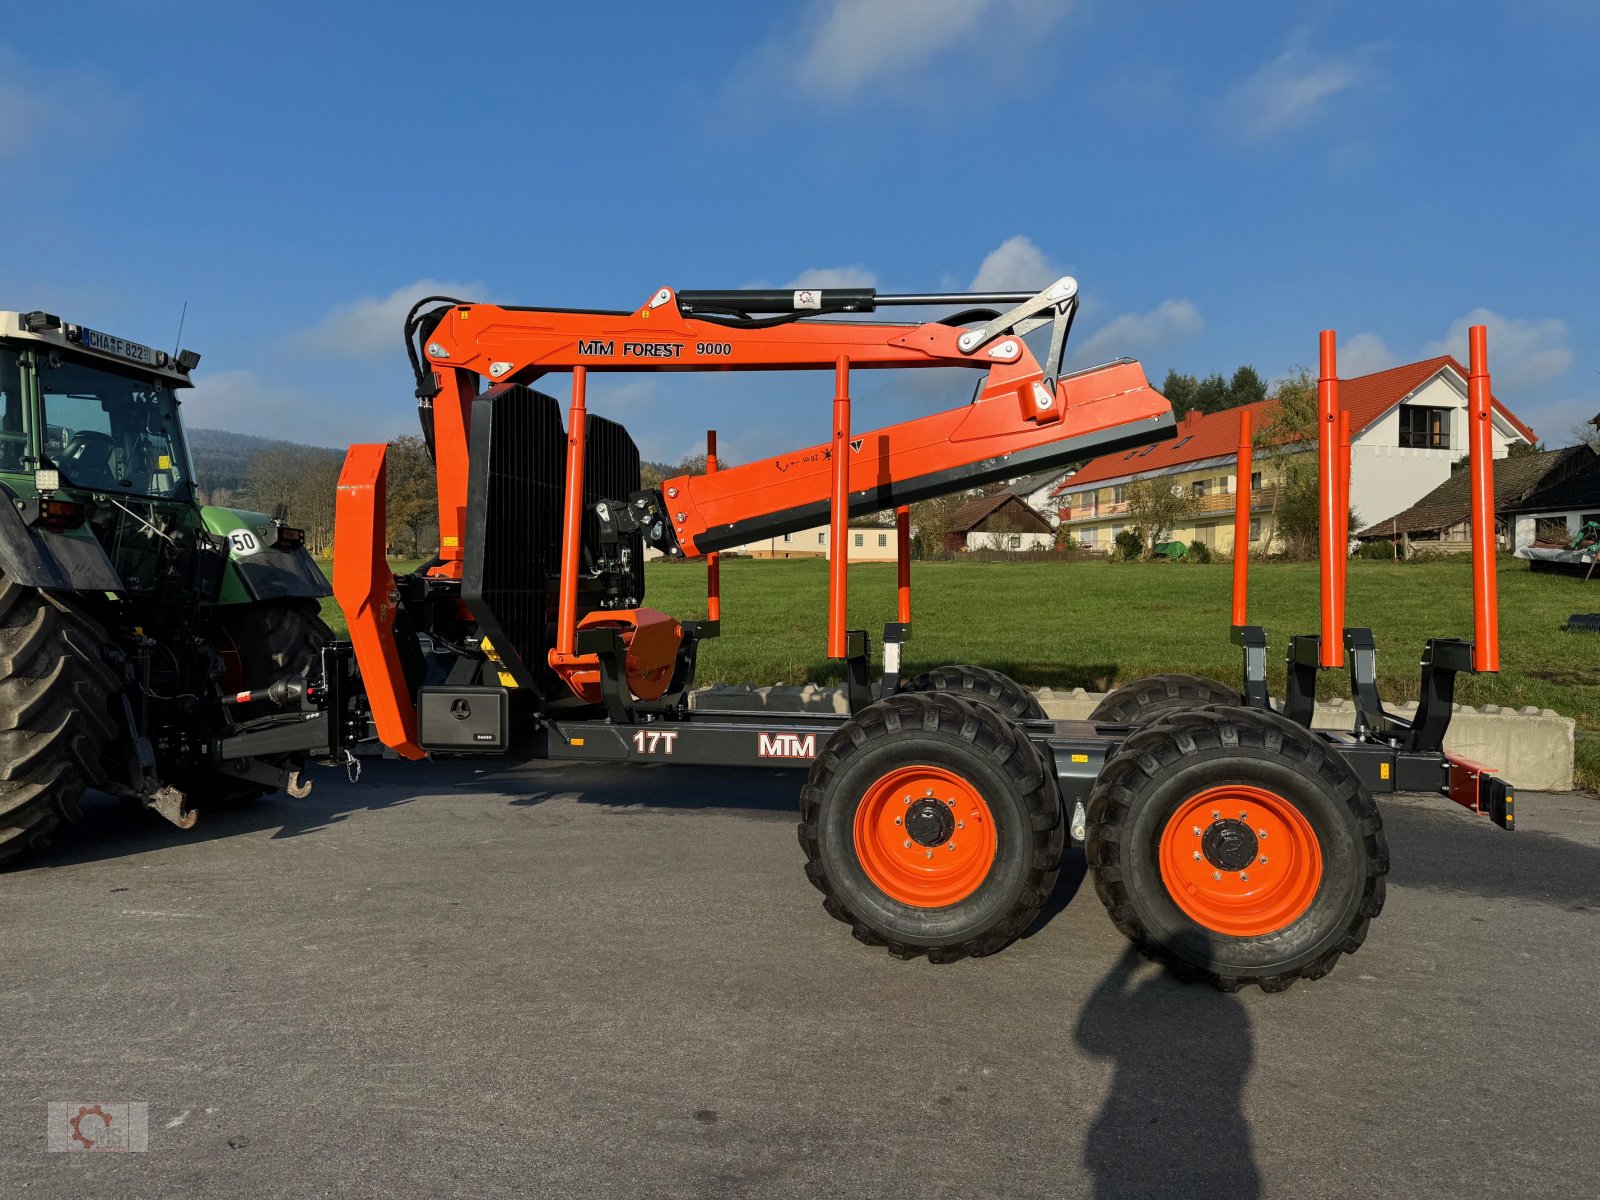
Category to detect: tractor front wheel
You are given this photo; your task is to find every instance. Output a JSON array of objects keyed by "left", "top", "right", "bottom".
[
  {"left": 1085, "top": 705, "right": 1387, "bottom": 991},
  {"left": 799, "top": 692, "right": 1063, "bottom": 961}
]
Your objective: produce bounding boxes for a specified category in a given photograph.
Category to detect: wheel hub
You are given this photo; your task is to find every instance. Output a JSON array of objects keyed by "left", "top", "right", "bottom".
[
  {"left": 905, "top": 799, "right": 955, "bottom": 847},
  {"left": 1201, "top": 818, "right": 1259, "bottom": 872}
]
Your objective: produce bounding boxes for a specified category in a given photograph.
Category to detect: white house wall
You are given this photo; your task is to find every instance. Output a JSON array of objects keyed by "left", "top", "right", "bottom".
[{"left": 1351, "top": 374, "right": 1517, "bottom": 527}]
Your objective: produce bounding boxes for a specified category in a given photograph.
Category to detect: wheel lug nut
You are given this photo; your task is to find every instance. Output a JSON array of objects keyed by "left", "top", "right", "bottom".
[
  {"left": 1241, "top": 873, "right": 1250, "bottom": 881},
  {"left": 1259, "top": 831, "right": 1267, "bottom": 839},
  {"left": 947, "top": 843, "right": 956, "bottom": 851},
  {"left": 904, "top": 796, "right": 912, "bottom": 805},
  {"left": 1192, "top": 851, "right": 1201, "bottom": 861},
  {"left": 1192, "top": 826, "right": 1201, "bottom": 836},
  {"left": 956, "top": 821, "right": 964, "bottom": 829},
  {"left": 945, "top": 798, "right": 955, "bottom": 807},
  {"left": 903, "top": 839, "right": 912, "bottom": 848},
  {"left": 1212, "top": 810, "right": 1220, "bottom": 819},
  {"left": 925, "top": 788, "right": 933, "bottom": 797},
  {"left": 894, "top": 816, "right": 902, "bottom": 825},
  {"left": 1212, "top": 871, "right": 1221, "bottom": 880},
  {"left": 924, "top": 850, "right": 933, "bottom": 860},
  {"left": 1259, "top": 855, "right": 1268, "bottom": 864}
]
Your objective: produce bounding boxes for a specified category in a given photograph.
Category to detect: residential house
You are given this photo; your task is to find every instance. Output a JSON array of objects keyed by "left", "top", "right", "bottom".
[
  {"left": 1356, "top": 445, "right": 1592, "bottom": 554},
  {"left": 947, "top": 493, "right": 1055, "bottom": 552},
  {"left": 1003, "top": 468, "right": 1076, "bottom": 526},
  {"left": 1052, "top": 357, "right": 1536, "bottom": 554},
  {"left": 1502, "top": 449, "right": 1600, "bottom": 563},
  {"left": 716, "top": 521, "right": 904, "bottom": 561}
]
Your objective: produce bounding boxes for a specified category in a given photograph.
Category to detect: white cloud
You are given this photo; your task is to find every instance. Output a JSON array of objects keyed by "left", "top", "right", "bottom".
[
  {"left": 1218, "top": 35, "right": 1381, "bottom": 141},
  {"left": 294, "top": 279, "right": 489, "bottom": 357},
  {"left": 0, "top": 44, "right": 126, "bottom": 160},
  {"left": 1073, "top": 300, "right": 1203, "bottom": 365},
  {"left": 751, "top": 0, "right": 1070, "bottom": 97},
  {"left": 1422, "top": 308, "right": 1573, "bottom": 390},
  {"left": 1338, "top": 332, "right": 1398, "bottom": 377},
  {"left": 968, "top": 236, "right": 1062, "bottom": 293},
  {"left": 785, "top": 265, "right": 878, "bottom": 290}
]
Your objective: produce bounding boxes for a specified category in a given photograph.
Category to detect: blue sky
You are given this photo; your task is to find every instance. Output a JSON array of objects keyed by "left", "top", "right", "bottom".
[{"left": 3, "top": 0, "right": 1596, "bottom": 466}]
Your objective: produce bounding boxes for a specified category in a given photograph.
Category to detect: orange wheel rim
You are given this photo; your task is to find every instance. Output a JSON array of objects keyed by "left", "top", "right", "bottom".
[
  {"left": 853, "top": 765, "right": 997, "bottom": 907},
  {"left": 1158, "top": 784, "right": 1322, "bottom": 936}
]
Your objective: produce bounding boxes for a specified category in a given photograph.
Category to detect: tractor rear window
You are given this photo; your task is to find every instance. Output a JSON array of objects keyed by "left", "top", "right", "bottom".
[
  {"left": 38, "top": 356, "right": 190, "bottom": 498},
  {"left": 0, "top": 348, "right": 23, "bottom": 474}
]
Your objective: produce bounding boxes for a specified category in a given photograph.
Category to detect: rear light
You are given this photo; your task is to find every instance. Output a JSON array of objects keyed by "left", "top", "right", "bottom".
[
  {"left": 272, "top": 525, "right": 305, "bottom": 551},
  {"left": 37, "top": 498, "right": 87, "bottom": 531}
]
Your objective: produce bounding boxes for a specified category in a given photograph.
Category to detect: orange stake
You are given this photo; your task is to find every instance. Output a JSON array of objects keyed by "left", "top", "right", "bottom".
[
  {"left": 828, "top": 358, "right": 851, "bottom": 659},
  {"left": 1232, "top": 409, "right": 1252, "bottom": 627},
  {"left": 896, "top": 505, "right": 912, "bottom": 624},
  {"left": 705, "top": 429, "right": 721, "bottom": 623},
  {"left": 1317, "top": 331, "right": 1342, "bottom": 668},
  {"left": 550, "top": 366, "right": 588, "bottom": 665},
  {"left": 1468, "top": 325, "right": 1500, "bottom": 672}
]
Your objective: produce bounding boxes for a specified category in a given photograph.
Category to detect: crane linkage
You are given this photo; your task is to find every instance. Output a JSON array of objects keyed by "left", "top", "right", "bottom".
[{"left": 337, "top": 277, "right": 1175, "bottom": 745}]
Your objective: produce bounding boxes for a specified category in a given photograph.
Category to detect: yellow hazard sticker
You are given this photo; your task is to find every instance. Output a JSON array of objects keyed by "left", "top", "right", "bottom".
[
  {"left": 571, "top": 737, "right": 585, "bottom": 747},
  {"left": 1380, "top": 762, "right": 1391, "bottom": 780},
  {"left": 442, "top": 536, "right": 459, "bottom": 547},
  {"left": 157, "top": 454, "right": 171, "bottom": 470},
  {"left": 497, "top": 671, "right": 517, "bottom": 689},
  {"left": 1071, "top": 754, "right": 1089, "bottom": 763}
]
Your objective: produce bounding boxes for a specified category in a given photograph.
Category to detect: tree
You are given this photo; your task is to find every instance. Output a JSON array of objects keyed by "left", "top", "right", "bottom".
[
  {"left": 1124, "top": 474, "right": 1199, "bottom": 557},
  {"left": 1252, "top": 367, "right": 1358, "bottom": 559},
  {"left": 909, "top": 492, "right": 964, "bottom": 558},
  {"left": 385, "top": 434, "right": 437, "bottom": 556},
  {"left": 1229, "top": 365, "right": 1267, "bottom": 406},
  {"left": 1160, "top": 364, "right": 1268, "bottom": 418}
]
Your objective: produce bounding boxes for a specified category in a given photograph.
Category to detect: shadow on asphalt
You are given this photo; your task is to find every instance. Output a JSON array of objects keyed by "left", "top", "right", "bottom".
[{"left": 1075, "top": 946, "right": 1261, "bottom": 1199}]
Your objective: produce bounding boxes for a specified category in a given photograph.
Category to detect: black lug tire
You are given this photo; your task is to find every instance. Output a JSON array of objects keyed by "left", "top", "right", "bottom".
[
  {"left": 798, "top": 691, "right": 1064, "bottom": 962},
  {"left": 0, "top": 576, "right": 121, "bottom": 866},
  {"left": 1089, "top": 673, "right": 1243, "bottom": 728},
  {"left": 900, "top": 663, "right": 1047, "bottom": 722},
  {"left": 187, "top": 598, "right": 335, "bottom": 806},
  {"left": 1085, "top": 705, "right": 1388, "bottom": 992}
]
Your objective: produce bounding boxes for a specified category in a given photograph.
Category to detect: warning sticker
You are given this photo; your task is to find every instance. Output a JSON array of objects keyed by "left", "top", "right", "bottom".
[{"left": 793, "top": 289, "right": 821, "bottom": 310}]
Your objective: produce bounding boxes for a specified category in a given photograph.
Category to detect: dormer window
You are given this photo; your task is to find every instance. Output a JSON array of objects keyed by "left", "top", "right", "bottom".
[{"left": 1398, "top": 405, "right": 1451, "bottom": 449}]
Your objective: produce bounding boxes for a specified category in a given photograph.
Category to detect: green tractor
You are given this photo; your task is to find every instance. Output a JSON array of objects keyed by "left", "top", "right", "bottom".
[{"left": 0, "top": 309, "right": 335, "bottom": 864}]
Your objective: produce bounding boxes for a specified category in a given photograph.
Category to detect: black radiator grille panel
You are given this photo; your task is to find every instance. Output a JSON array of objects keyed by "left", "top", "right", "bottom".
[{"left": 462, "top": 384, "right": 566, "bottom": 693}]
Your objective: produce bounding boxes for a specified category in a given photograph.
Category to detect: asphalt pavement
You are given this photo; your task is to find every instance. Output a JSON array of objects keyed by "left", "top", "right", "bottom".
[{"left": 3, "top": 758, "right": 1598, "bottom": 1199}]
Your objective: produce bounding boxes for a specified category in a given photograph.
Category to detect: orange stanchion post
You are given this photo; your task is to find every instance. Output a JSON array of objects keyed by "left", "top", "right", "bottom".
[
  {"left": 551, "top": 366, "right": 588, "bottom": 664},
  {"left": 705, "top": 430, "right": 721, "bottom": 623},
  {"left": 1317, "top": 331, "right": 1342, "bottom": 668},
  {"left": 828, "top": 358, "right": 851, "bottom": 658},
  {"left": 1468, "top": 325, "right": 1500, "bottom": 672},
  {"left": 1232, "top": 409, "right": 1252, "bottom": 626},
  {"left": 896, "top": 505, "right": 912, "bottom": 624}
]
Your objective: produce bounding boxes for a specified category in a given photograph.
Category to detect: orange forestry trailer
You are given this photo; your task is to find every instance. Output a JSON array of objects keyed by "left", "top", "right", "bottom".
[{"left": 213, "top": 279, "right": 1514, "bottom": 991}]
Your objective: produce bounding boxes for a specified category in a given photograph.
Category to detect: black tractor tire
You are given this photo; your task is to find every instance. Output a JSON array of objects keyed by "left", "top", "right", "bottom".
[
  {"left": 187, "top": 598, "right": 336, "bottom": 806},
  {"left": 1085, "top": 705, "right": 1388, "bottom": 992},
  {"left": 0, "top": 575, "right": 122, "bottom": 866},
  {"left": 899, "top": 663, "right": 1047, "bottom": 722},
  {"left": 798, "top": 691, "right": 1064, "bottom": 962},
  {"left": 1089, "top": 673, "right": 1243, "bottom": 728}
]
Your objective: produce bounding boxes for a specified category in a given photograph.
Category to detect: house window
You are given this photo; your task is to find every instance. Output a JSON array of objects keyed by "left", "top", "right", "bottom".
[
  {"left": 854, "top": 533, "right": 864, "bottom": 547},
  {"left": 1112, "top": 486, "right": 1126, "bottom": 503},
  {"left": 1081, "top": 528, "right": 1098, "bottom": 544},
  {"left": 1251, "top": 471, "right": 1262, "bottom": 490},
  {"left": 1250, "top": 517, "right": 1262, "bottom": 541},
  {"left": 1398, "top": 405, "right": 1451, "bottom": 449},
  {"left": 877, "top": 533, "right": 888, "bottom": 547},
  {"left": 782, "top": 533, "right": 791, "bottom": 542},
  {"left": 1191, "top": 480, "right": 1208, "bottom": 497},
  {"left": 1007, "top": 534, "right": 1022, "bottom": 549},
  {"left": 818, "top": 532, "right": 825, "bottom": 543}
]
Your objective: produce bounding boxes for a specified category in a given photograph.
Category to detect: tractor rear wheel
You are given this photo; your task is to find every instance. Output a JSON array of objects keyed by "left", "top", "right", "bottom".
[
  {"left": 900, "top": 663, "right": 1047, "bottom": 721},
  {"left": 1085, "top": 705, "right": 1387, "bottom": 991},
  {"left": 799, "top": 691, "right": 1063, "bottom": 961},
  {"left": 1089, "top": 673, "right": 1243, "bottom": 728},
  {"left": 185, "top": 598, "right": 336, "bottom": 806},
  {"left": 0, "top": 575, "right": 121, "bottom": 866}
]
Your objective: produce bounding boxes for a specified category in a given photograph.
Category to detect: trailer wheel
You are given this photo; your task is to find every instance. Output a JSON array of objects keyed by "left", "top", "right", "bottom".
[
  {"left": 0, "top": 576, "right": 121, "bottom": 866},
  {"left": 1085, "top": 706, "right": 1387, "bottom": 991},
  {"left": 1089, "top": 673, "right": 1242, "bottom": 728},
  {"left": 186, "top": 598, "right": 336, "bottom": 806},
  {"left": 900, "top": 664, "right": 1047, "bottom": 721},
  {"left": 798, "top": 692, "right": 1063, "bottom": 961}
]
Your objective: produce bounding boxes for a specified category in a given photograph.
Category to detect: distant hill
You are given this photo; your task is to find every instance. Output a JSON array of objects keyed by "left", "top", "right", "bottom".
[{"left": 187, "top": 427, "right": 343, "bottom": 496}]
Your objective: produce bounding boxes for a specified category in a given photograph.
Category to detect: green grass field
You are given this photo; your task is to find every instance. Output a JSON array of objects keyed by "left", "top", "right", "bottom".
[{"left": 320, "top": 555, "right": 1600, "bottom": 786}]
